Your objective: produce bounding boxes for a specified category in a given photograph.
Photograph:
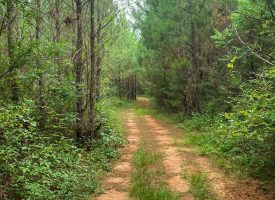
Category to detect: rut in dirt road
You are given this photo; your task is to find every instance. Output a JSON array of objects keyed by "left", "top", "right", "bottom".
[
  {"left": 142, "top": 115, "right": 270, "bottom": 200},
  {"left": 95, "top": 112, "right": 140, "bottom": 200},
  {"left": 143, "top": 115, "right": 194, "bottom": 199}
]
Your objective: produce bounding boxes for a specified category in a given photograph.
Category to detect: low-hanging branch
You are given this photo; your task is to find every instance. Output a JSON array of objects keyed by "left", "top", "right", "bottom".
[{"left": 235, "top": 27, "right": 275, "bottom": 67}]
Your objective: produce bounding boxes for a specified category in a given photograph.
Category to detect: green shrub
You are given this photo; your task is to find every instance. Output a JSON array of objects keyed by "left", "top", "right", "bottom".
[
  {"left": 94, "top": 100, "right": 126, "bottom": 159},
  {"left": 185, "top": 69, "right": 275, "bottom": 179},
  {"left": 216, "top": 69, "right": 275, "bottom": 177},
  {"left": 0, "top": 99, "right": 125, "bottom": 199},
  {"left": 179, "top": 113, "right": 217, "bottom": 132},
  {"left": 0, "top": 100, "right": 80, "bottom": 199}
]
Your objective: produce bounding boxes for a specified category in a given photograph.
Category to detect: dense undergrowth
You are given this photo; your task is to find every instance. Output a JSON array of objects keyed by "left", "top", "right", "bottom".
[
  {"left": 182, "top": 69, "right": 275, "bottom": 180},
  {"left": 0, "top": 100, "right": 125, "bottom": 200}
]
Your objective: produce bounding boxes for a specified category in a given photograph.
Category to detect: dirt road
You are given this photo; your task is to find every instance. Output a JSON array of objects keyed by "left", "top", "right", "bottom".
[{"left": 95, "top": 98, "right": 269, "bottom": 200}]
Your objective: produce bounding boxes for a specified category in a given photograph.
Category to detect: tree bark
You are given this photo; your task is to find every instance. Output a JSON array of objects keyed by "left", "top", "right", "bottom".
[
  {"left": 75, "top": 0, "right": 84, "bottom": 144},
  {"left": 95, "top": 52, "right": 102, "bottom": 102},
  {"left": 134, "top": 74, "right": 137, "bottom": 100},
  {"left": 7, "top": 1, "right": 18, "bottom": 103},
  {"left": 54, "top": 0, "right": 63, "bottom": 82},
  {"left": 188, "top": 0, "right": 199, "bottom": 113},
  {"left": 36, "top": 0, "right": 46, "bottom": 129},
  {"left": 89, "top": 0, "right": 96, "bottom": 140},
  {"left": 54, "top": 0, "right": 61, "bottom": 42},
  {"left": 96, "top": 3, "right": 103, "bottom": 102}
]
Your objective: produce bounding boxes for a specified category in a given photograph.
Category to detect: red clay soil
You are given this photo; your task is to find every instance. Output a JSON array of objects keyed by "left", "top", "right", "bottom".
[
  {"left": 94, "top": 98, "right": 270, "bottom": 200},
  {"left": 145, "top": 115, "right": 270, "bottom": 200},
  {"left": 143, "top": 115, "right": 194, "bottom": 200},
  {"left": 94, "top": 112, "right": 140, "bottom": 200}
]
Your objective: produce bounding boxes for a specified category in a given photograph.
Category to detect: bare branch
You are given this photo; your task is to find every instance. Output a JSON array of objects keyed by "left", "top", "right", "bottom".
[{"left": 235, "top": 27, "right": 275, "bottom": 66}]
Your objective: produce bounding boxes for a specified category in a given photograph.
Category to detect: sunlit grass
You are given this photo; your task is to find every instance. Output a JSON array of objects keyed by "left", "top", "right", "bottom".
[
  {"left": 133, "top": 148, "right": 161, "bottom": 168},
  {"left": 130, "top": 148, "right": 179, "bottom": 200}
]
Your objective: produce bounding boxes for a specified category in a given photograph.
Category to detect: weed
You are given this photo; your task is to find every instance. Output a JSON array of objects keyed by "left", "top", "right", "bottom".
[
  {"left": 133, "top": 148, "right": 161, "bottom": 168},
  {"left": 189, "top": 173, "right": 215, "bottom": 200},
  {"left": 130, "top": 147, "right": 179, "bottom": 200}
]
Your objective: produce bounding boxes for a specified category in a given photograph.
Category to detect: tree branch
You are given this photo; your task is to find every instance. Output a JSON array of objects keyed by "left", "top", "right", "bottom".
[{"left": 235, "top": 27, "right": 275, "bottom": 66}]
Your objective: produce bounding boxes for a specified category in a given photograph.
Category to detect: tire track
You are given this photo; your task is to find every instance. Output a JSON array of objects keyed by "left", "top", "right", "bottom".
[{"left": 95, "top": 112, "right": 140, "bottom": 200}]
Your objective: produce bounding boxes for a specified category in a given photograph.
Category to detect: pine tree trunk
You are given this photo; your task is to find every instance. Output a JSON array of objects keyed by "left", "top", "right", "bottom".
[
  {"left": 54, "top": 0, "right": 61, "bottom": 42},
  {"left": 7, "top": 1, "right": 18, "bottom": 103},
  {"left": 89, "top": 0, "right": 96, "bottom": 141},
  {"left": 96, "top": 4, "right": 103, "bottom": 102},
  {"left": 188, "top": 0, "right": 199, "bottom": 113},
  {"left": 54, "top": 0, "right": 62, "bottom": 81},
  {"left": 134, "top": 75, "right": 137, "bottom": 100},
  {"left": 75, "top": 0, "right": 84, "bottom": 144},
  {"left": 36, "top": 0, "right": 46, "bottom": 129}
]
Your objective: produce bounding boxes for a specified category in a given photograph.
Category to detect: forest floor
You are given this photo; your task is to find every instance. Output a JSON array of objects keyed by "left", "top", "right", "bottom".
[{"left": 94, "top": 97, "right": 270, "bottom": 200}]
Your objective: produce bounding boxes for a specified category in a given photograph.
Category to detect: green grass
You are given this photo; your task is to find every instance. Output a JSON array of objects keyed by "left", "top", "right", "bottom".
[
  {"left": 184, "top": 132, "right": 249, "bottom": 179},
  {"left": 113, "top": 98, "right": 216, "bottom": 199},
  {"left": 133, "top": 149, "right": 161, "bottom": 168},
  {"left": 181, "top": 166, "right": 216, "bottom": 200},
  {"left": 189, "top": 173, "right": 216, "bottom": 200},
  {"left": 115, "top": 98, "right": 274, "bottom": 198},
  {"left": 180, "top": 167, "right": 189, "bottom": 180},
  {"left": 130, "top": 148, "right": 179, "bottom": 200}
]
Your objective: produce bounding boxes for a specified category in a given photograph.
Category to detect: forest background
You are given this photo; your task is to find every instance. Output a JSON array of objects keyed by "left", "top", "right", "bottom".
[{"left": 0, "top": 0, "right": 274, "bottom": 199}]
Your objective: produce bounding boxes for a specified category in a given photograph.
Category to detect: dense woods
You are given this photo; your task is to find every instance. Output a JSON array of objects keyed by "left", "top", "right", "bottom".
[
  {"left": 0, "top": 0, "right": 274, "bottom": 199},
  {"left": 0, "top": 0, "right": 133, "bottom": 199},
  {"left": 133, "top": 0, "right": 274, "bottom": 179}
]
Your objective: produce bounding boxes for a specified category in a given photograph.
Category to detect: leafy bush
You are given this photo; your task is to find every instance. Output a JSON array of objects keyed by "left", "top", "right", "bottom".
[
  {"left": 0, "top": 99, "right": 125, "bottom": 199},
  {"left": 185, "top": 69, "right": 275, "bottom": 179},
  {"left": 215, "top": 69, "right": 275, "bottom": 177},
  {"left": 0, "top": 100, "right": 78, "bottom": 199},
  {"left": 179, "top": 113, "right": 217, "bottom": 132}
]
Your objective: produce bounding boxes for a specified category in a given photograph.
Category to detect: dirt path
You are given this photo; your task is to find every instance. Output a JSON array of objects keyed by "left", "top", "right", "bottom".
[
  {"left": 143, "top": 115, "right": 194, "bottom": 199},
  {"left": 95, "top": 112, "right": 140, "bottom": 200},
  {"left": 94, "top": 99, "right": 270, "bottom": 200},
  {"left": 144, "top": 115, "right": 269, "bottom": 200}
]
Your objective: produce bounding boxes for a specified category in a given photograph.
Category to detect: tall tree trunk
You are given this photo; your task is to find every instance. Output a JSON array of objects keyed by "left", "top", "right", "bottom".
[
  {"left": 95, "top": 52, "right": 102, "bottom": 102},
  {"left": 89, "top": 0, "right": 96, "bottom": 140},
  {"left": 134, "top": 74, "right": 137, "bottom": 100},
  {"left": 54, "top": 0, "right": 62, "bottom": 82},
  {"left": 7, "top": 1, "right": 18, "bottom": 103},
  {"left": 75, "top": 0, "right": 84, "bottom": 144},
  {"left": 96, "top": 3, "right": 103, "bottom": 102},
  {"left": 36, "top": 0, "right": 46, "bottom": 129},
  {"left": 188, "top": 0, "right": 199, "bottom": 113},
  {"left": 118, "top": 70, "right": 122, "bottom": 98},
  {"left": 54, "top": 0, "right": 61, "bottom": 42}
]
